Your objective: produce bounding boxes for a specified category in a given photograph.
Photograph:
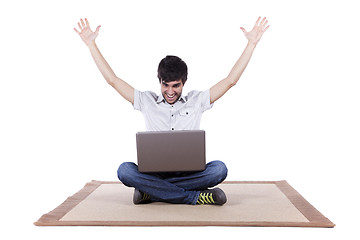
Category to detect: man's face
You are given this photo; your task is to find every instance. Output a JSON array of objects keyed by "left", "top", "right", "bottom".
[{"left": 161, "top": 79, "right": 184, "bottom": 104}]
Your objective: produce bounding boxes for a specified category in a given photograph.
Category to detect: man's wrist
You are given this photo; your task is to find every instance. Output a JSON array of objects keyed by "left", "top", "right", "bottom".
[
  {"left": 247, "top": 41, "right": 257, "bottom": 48},
  {"left": 87, "top": 40, "right": 97, "bottom": 49}
]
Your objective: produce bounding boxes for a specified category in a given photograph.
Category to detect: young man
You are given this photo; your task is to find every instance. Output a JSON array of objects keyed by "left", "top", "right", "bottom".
[{"left": 74, "top": 17, "right": 269, "bottom": 205}]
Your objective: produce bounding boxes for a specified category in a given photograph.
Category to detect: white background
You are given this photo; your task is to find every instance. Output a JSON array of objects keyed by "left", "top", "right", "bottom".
[{"left": 1, "top": 0, "right": 359, "bottom": 239}]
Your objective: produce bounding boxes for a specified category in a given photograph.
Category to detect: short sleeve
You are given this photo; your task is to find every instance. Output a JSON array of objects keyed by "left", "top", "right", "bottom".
[
  {"left": 201, "top": 89, "right": 214, "bottom": 112},
  {"left": 133, "top": 89, "right": 142, "bottom": 111}
]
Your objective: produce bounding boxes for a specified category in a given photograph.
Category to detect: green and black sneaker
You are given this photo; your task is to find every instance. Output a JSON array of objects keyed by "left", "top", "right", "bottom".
[
  {"left": 196, "top": 188, "right": 227, "bottom": 205},
  {"left": 133, "top": 189, "right": 152, "bottom": 204}
]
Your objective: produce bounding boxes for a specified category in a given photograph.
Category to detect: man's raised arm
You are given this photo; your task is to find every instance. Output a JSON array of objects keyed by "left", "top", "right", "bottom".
[
  {"left": 74, "top": 18, "right": 134, "bottom": 104},
  {"left": 210, "top": 17, "right": 269, "bottom": 104}
]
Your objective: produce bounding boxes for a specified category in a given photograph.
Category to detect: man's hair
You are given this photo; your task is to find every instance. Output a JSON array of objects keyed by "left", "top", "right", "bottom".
[{"left": 157, "top": 55, "right": 188, "bottom": 85}]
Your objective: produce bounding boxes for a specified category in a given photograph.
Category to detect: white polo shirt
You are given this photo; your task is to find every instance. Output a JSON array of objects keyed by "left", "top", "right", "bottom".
[{"left": 133, "top": 89, "right": 213, "bottom": 131}]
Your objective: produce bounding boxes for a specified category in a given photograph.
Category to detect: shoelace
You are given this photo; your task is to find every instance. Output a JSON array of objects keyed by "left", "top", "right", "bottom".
[
  {"left": 142, "top": 193, "right": 151, "bottom": 201},
  {"left": 197, "top": 192, "right": 215, "bottom": 205}
]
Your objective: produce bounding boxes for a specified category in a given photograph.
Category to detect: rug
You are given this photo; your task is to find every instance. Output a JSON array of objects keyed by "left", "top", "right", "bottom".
[{"left": 34, "top": 180, "right": 335, "bottom": 227}]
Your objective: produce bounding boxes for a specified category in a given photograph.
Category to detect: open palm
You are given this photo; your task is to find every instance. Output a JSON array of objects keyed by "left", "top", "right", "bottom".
[
  {"left": 74, "top": 18, "right": 101, "bottom": 46},
  {"left": 240, "top": 17, "right": 269, "bottom": 45}
]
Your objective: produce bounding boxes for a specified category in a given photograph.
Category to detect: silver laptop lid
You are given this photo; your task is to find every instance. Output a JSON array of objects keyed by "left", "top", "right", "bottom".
[{"left": 136, "top": 130, "right": 206, "bottom": 173}]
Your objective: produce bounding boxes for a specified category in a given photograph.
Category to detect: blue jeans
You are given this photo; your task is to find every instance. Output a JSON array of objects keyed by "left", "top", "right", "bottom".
[{"left": 117, "top": 160, "right": 227, "bottom": 205}]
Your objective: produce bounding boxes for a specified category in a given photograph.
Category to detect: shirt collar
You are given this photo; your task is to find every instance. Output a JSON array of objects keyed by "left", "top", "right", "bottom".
[{"left": 156, "top": 93, "right": 187, "bottom": 104}]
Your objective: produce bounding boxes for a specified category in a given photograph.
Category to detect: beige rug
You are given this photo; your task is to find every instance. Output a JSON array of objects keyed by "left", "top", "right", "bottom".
[{"left": 34, "top": 180, "right": 334, "bottom": 227}]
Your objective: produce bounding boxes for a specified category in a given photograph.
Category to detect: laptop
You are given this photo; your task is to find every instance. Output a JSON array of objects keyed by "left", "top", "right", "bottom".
[{"left": 136, "top": 130, "right": 206, "bottom": 173}]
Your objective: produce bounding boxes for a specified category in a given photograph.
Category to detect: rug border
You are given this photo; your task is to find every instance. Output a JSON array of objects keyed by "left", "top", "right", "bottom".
[
  {"left": 34, "top": 180, "right": 102, "bottom": 226},
  {"left": 34, "top": 180, "right": 335, "bottom": 227},
  {"left": 274, "top": 180, "right": 335, "bottom": 228}
]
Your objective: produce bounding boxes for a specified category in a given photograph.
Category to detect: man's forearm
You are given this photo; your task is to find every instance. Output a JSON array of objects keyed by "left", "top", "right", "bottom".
[
  {"left": 87, "top": 41, "right": 118, "bottom": 85},
  {"left": 86, "top": 41, "right": 135, "bottom": 104},
  {"left": 74, "top": 18, "right": 134, "bottom": 103},
  {"left": 226, "top": 42, "right": 256, "bottom": 86},
  {"left": 210, "top": 42, "right": 257, "bottom": 103},
  {"left": 210, "top": 17, "right": 268, "bottom": 104}
]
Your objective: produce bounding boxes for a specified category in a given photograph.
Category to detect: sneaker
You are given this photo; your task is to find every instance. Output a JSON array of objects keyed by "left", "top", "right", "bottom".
[
  {"left": 133, "top": 189, "right": 152, "bottom": 204},
  {"left": 196, "top": 188, "right": 227, "bottom": 205}
]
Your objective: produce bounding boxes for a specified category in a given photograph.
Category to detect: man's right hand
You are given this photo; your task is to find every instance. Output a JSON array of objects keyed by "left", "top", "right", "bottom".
[{"left": 74, "top": 18, "right": 101, "bottom": 46}]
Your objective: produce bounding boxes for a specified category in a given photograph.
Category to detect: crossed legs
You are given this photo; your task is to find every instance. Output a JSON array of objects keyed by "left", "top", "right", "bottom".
[{"left": 117, "top": 160, "right": 227, "bottom": 205}]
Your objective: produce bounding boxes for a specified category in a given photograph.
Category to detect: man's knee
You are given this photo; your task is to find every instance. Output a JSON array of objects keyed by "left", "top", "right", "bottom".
[
  {"left": 209, "top": 160, "right": 228, "bottom": 182},
  {"left": 117, "top": 162, "right": 137, "bottom": 184}
]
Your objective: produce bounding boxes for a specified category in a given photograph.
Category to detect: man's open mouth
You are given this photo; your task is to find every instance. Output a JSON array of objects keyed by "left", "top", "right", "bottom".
[{"left": 166, "top": 93, "right": 176, "bottom": 99}]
